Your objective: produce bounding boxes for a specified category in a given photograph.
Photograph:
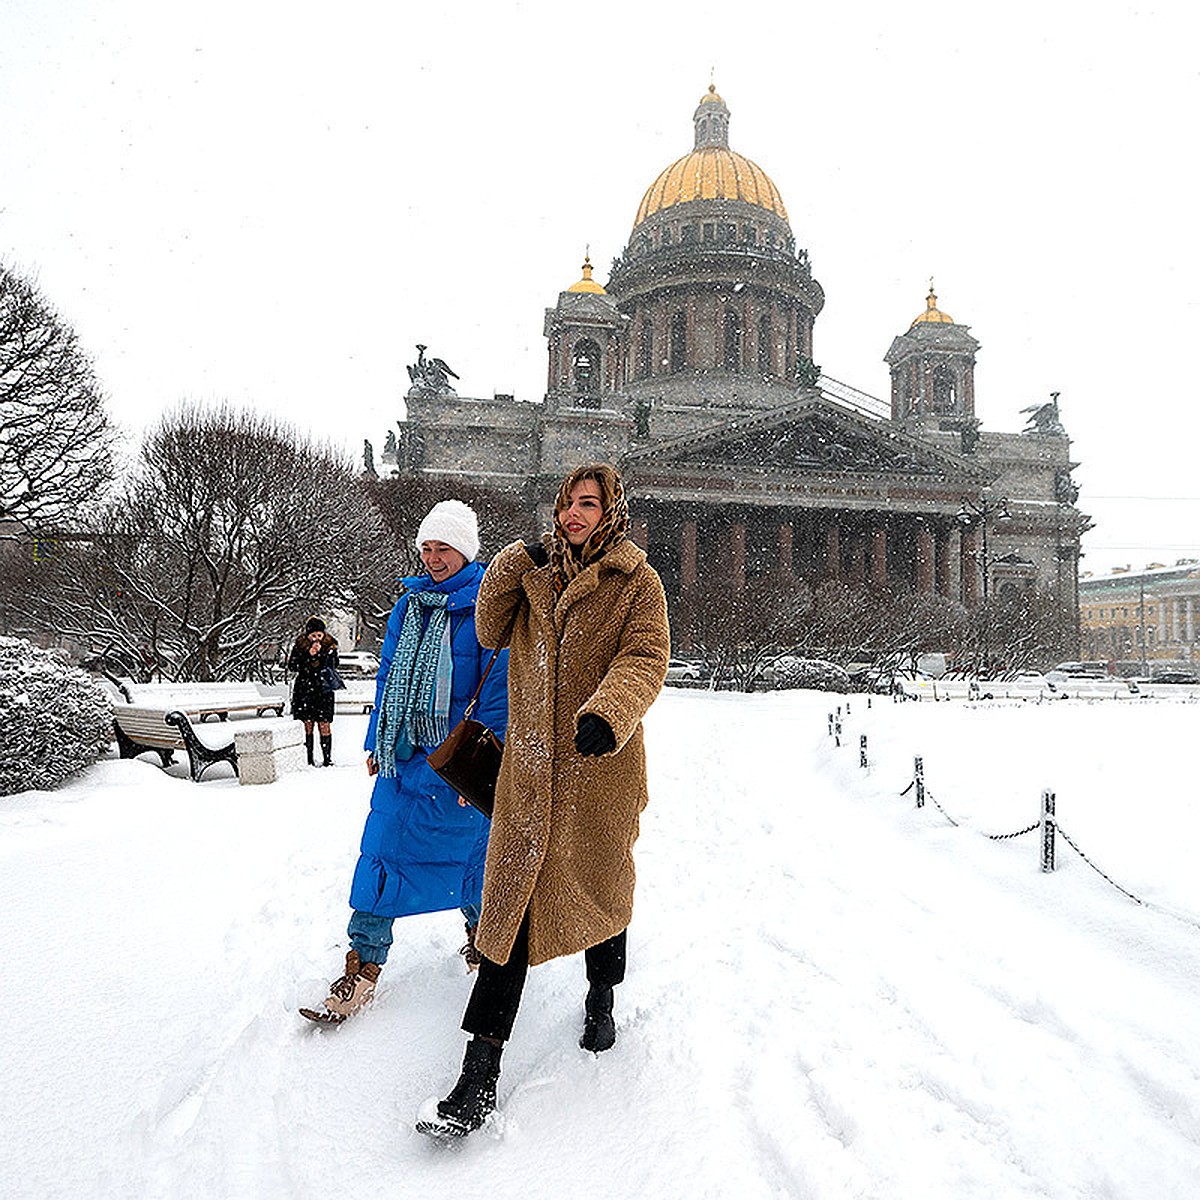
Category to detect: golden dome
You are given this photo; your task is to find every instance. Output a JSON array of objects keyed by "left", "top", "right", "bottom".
[
  {"left": 699, "top": 83, "right": 724, "bottom": 105},
  {"left": 910, "top": 284, "right": 954, "bottom": 327},
  {"left": 634, "top": 147, "right": 788, "bottom": 226},
  {"left": 566, "top": 254, "right": 606, "bottom": 294}
]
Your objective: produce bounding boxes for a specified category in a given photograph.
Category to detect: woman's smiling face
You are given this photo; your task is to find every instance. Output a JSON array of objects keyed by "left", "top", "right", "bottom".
[{"left": 560, "top": 479, "right": 604, "bottom": 547}]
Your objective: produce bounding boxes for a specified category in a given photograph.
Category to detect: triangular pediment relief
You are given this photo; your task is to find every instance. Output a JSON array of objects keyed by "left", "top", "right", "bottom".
[{"left": 623, "top": 395, "right": 989, "bottom": 485}]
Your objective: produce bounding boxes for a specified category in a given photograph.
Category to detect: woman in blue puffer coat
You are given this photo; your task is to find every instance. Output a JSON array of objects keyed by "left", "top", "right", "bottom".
[{"left": 300, "top": 500, "right": 508, "bottom": 1024}]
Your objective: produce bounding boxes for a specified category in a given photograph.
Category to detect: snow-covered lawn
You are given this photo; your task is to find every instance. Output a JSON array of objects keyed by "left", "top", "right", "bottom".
[{"left": 3, "top": 692, "right": 1199, "bottom": 1199}]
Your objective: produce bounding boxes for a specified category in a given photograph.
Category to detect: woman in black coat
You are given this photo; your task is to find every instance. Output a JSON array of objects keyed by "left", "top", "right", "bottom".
[{"left": 288, "top": 616, "right": 339, "bottom": 766}]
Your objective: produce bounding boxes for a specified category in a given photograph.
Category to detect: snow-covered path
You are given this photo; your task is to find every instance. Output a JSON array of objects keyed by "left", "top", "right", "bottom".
[{"left": 4, "top": 693, "right": 1200, "bottom": 1199}]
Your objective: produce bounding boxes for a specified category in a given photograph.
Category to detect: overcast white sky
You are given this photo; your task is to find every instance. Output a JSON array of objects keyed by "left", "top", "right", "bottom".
[{"left": 2, "top": 0, "right": 1197, "bottom": 575}]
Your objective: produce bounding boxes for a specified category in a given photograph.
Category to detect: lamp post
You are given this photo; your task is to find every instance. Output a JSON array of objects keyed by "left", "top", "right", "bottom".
[{"left": 957, "top": 493, "right": 1013, "bottom": 674}]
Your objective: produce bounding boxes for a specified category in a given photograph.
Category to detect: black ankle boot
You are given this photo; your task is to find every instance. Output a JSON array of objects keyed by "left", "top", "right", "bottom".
[
  {"left": 580, "top": 983, "right": 616, "bottom": 1053},
  {"left": 304, "top": 732, "right": 315, "bottom": 766},
  {"left": 320, "top": 733, "right": 332, "bottom": 766},
  {"left": 418, "top": 1038, "right": 503, "bottom": 1137}
]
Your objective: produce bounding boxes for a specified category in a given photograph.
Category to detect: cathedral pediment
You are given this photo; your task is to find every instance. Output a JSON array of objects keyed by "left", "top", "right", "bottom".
[
  {"left": 626, "top": 395, "right": 984, "bottom": 479},
  {"left": 621, "top": 395, "right": 990, "bottom": 511}
]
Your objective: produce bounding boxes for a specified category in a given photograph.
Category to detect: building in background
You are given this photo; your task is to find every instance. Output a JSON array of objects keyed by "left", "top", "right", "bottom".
[
  {"left": 1079, "top": 562, "right": 1200, "bottom": 671},
  {"left": 381, "top": 87, "right": 1088, "bottom": 642}
]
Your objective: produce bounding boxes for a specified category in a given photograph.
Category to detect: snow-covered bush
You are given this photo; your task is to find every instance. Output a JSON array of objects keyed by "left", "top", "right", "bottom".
[{"left": 0, "top": 637, "right": 112, "bottom": 796}]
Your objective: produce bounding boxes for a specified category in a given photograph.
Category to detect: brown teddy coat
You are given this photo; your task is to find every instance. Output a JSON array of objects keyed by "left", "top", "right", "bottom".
[{"left": 474, "top": 537, "right": 670, "bottom": 967}]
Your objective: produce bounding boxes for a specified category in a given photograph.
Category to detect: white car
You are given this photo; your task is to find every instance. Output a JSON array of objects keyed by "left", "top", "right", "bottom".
[
  {"left": 665, "top": 659, "right": 702, "bottom": 683},
  {"left": 338, "top": 650, "right": 381, "bottom": 677}
]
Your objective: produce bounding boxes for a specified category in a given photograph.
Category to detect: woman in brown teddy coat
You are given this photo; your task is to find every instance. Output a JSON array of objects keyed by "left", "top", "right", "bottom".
[{"left": 417, "top": 462, "right": 671, "bottom": 1139}]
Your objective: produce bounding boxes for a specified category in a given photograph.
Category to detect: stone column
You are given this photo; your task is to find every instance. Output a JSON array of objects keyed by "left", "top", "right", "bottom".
[
  {"left": 847, "top": 527, "right": 866, "bottom": 583},
  {"left": 915, "top": 523, "right": 935, "bottom": 594},
  {"left": 1158, "top": 597, "right": 1168, "bottom": 644},
  {"left": 729, "top": 522, "right": 746, "bottom": 592},
  {"left": 777, "top": 521, "right": 794, "bottom": 576},
  {"left": 961, "top": 526, "right": 981, "bottom": 605},
  {"left": 935, "top": 526, "right": 953, "bottom": 597},
  {"left": 681, "top": 520, "right": 698, "bottom": 599},
  {"left": 870, "top": 524, "right": 888, "bottom": 587},
  {"left": 1187, "top": 597, "right": 1196, "bottom": 645},
  {"left": 945, "top": 526, "right": 962, "bottom": 599},
  {"left": 824, "top": 518, "right": 841, "bottom": 580}
]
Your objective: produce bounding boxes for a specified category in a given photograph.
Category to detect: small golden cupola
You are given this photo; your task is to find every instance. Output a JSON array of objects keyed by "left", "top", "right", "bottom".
[
  {"left": 566, "top": 253, "right": 606, "bottom": 295},
  {"left": 910, "top": 281, "right": 955, "bottom": 328}
]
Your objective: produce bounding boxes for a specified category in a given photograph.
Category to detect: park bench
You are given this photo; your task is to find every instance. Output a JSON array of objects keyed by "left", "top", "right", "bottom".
[
  {"left": 112, "top": 704, "right": 303, "bottom": 784},
  {"left": 128, "top": 682, "right": 287, "bottom": 721}
]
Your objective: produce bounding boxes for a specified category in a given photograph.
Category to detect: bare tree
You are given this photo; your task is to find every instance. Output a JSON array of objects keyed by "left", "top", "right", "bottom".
[
  {"left": 21, "top": 406, "right": 399, "bottom": 681},
  {"left": 0, "top": 263, "right": 115, "bottom": 532}
]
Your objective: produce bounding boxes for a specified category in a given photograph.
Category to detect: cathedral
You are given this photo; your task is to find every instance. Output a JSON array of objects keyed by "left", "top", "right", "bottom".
[{"left": 383, "top": 86, "right": 1087, "bottom": 636}]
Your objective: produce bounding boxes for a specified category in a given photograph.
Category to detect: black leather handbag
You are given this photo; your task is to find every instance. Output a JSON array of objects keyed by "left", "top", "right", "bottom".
[{"left": 426, "top": 613, "right": 515, "bottom": 819}]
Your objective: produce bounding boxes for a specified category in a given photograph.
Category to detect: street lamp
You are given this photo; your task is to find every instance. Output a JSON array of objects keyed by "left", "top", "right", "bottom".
[
  {"left": 957, "top": 493, "right": 1013, "bottom": 676},
  {"left": 956, "top": 493, "right": 1013, "bottom": 602}
]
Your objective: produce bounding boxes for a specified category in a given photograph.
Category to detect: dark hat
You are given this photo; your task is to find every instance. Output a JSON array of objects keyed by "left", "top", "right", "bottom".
[{"left": 305, "top": 616, "right": 326, "bottom": 634}]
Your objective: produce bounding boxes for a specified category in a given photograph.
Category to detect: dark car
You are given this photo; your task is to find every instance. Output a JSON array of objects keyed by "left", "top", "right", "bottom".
[{"left": 1151, "top": 671, "right": 1200, "bottom": 684}]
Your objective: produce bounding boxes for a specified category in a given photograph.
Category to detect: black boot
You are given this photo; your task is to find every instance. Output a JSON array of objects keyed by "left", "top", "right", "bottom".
[
  {"left": 580, "top": 983, "right": 616, "bottom": 1053},
  {"left": 417, "top": 1037, "right": 503, "bottom": 1138},
  {"left": 320, "top": 733, "right": 332, "bottom": 767},
  {"left": 304, "top": 732, "right": 315, "bottom": 766}
]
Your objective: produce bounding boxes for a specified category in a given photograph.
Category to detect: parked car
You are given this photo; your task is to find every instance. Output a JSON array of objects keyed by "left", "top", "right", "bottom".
[
  {"left": 1045, "top": 661, "right": 1109, "bottom": 683},
  {"left": 338, "top": 650, "right": 381, "bottom": 677},
  {"left": 757, "top": 656, "right": 851, "bottom": 692},
  {"left": 1150, "top": 671, "right": 1200, "bottom": 684},
  {"left": 665, "top": 658, "right": 702, "bottom": 683}
]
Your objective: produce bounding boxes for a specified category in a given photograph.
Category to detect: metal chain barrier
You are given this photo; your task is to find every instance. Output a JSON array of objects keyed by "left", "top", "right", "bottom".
[
  {"left": 984, "top": 822, "right": 1041, "bottom": 841},
  {"left": 836, "top": 717, "right": 1200, "bottom": 932},
  {"left": 1054, "top": 823, "right": 1146, "bottom": 906}
]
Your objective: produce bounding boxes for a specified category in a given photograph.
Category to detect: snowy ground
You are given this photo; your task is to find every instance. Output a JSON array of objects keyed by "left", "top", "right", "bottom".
[{"left": 4, "top": 690, "right": 1200, "bottom": 1199}]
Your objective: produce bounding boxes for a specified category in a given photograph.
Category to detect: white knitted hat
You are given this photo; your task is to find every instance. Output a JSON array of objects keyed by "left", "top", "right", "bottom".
[{"left": 415, "top": 499, "right": 480, "bottom": 562}]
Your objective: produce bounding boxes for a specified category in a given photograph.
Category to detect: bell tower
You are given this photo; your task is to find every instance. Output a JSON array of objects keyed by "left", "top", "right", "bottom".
[
  {"left": 543, "top": 254, "right": 628, "bottom": 414},
  {"left": 884, "top": 284, "right": 980, "bottom": 438}
]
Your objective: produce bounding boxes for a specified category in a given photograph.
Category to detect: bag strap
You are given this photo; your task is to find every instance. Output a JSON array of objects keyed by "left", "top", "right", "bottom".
[{"left": 464, "top": 608, "right": 519, "bottom": 720}]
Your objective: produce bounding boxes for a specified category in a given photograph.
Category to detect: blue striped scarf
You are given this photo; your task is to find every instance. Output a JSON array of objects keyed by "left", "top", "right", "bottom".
[{"left": 375, "top": 590, "right": 453, "bottom": 775}]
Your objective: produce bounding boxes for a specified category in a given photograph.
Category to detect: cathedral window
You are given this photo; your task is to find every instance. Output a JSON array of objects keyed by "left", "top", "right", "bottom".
[
  {"left": 703, "top": 223, "right": 715, "bottom": 242},
  {"left": 718, "top": 223, "right": 736, "bottom": 242},
  {"left": 670, "top": 311, "right": 688, "bottom": 373},
  {"left": 758, "top": 313, "right": 773, "bottom": 374},
  {"left": 573, "top": 338, "right": 602, "bottom": 401},
  {"left": 743, "top": 225, "right": 757, "bottom": 246},
  {"left": 639, "top": 320, "right": 654, "bottom": 380},
  {"left": 681, "top": 223, "right": 696, "bottom": 243},
  {"left": 765, "top": 231, "right": 776, "bottom": 249},
  {"left": 662, "top": 227, "right": 672, "bottom": 246},
  {"left": 723, "top": 308, "right": 743, "bottom": 371},
  {"left": 932, "top": 366, "right": 957, "bottom": 412}
]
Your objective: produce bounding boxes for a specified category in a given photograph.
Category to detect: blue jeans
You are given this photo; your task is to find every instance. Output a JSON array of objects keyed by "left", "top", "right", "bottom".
[{"left": 348, "top": 903, "right": 482, "bottom": 966}]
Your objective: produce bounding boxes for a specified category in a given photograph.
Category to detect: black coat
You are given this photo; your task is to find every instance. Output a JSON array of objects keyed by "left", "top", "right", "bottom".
[{"left": 289, "top": 632, "right": 339, "bottom": 722}]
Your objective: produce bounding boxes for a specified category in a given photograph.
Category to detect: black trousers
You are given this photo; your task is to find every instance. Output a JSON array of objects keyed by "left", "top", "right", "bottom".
[{"left": 461, "top": 911, "right": 627, "bottom": 1043}]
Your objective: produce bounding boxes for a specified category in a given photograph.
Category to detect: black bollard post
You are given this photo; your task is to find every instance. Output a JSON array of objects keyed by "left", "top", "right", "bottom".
[
  {"left": 1041, "top": 790, "right": 1056, "bottom": 872},
  {"left": 859, "top": 734, "right": 868, "bottom": 768},
  {"left": 914, "top": 756, "right": 925, "bottom": 808}
]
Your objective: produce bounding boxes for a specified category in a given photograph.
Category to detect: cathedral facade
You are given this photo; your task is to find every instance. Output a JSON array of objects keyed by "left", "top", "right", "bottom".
[{"left": 385, "top": 87, "right": 1087, "bottom": 641}]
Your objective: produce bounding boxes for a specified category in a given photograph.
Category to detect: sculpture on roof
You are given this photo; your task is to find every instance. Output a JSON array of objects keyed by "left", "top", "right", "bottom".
[
  {"left": 406, "top": 344, "right": 460, "bottom": 396},
  {"left": 1021, "top": 392, "right": 1065, "bottom": 436}
]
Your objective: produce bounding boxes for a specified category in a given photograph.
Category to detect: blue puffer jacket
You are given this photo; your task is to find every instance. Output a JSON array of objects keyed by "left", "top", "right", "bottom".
[{"left": 350, "top": 561, "right": 508, "bottom": 918}]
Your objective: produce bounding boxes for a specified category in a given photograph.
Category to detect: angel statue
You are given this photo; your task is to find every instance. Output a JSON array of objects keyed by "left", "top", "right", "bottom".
[
  {"left": 1020, "top": 392, "right": 1065, "bottom": 436},
  {"left": 406, "top": 344, "right": 460, "bottom": 395}
]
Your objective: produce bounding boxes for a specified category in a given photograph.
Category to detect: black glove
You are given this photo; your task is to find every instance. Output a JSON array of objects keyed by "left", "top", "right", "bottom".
[
  {"left": 523, "top": 536, "right": 549, "bottom": 568},
  {"left": 575, "top": 713, "right": 616, "bottom": 757}
]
